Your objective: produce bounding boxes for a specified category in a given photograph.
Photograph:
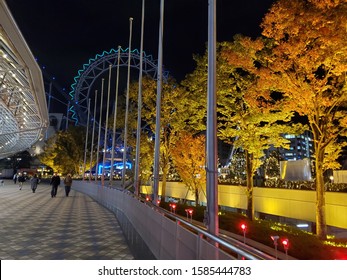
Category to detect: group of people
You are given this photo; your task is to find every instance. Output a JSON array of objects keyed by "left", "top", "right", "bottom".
[
  {"left": 50, "top": 173, "right": 73, "bottom": 198},
  {"left": 14, "top": 172, "right": 73, "bottom": 197}
]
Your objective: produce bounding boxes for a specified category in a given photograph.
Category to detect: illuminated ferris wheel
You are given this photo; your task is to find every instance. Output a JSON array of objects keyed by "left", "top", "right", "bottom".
[{"left": 69, "top": 47, "right": 167, "bottom": 126}]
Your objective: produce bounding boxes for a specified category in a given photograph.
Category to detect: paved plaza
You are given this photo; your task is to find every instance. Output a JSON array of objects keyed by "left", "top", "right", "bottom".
[{"left": 0, "top": 179, "right": 134, "bottom": 260}]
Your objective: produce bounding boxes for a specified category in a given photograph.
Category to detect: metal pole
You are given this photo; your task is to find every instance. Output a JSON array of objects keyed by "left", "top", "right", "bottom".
[
  {"left": 153, "top": 0, "right": 164, "bottom": 206},
  {"left": 47, "top": 82, "right": 52, "bottom": 113},
  {"left": 95, "top": 79, "right": 105, "bottom": 183},
  {"left": 122, "top": 17, "right": 133, "bottom": 189},
  {"left": 82, "top": 98, "right": 91, "bottom": 180},
  {"left": 206, "top": 0, "right": 219, "bottom": 236},
  {"left": 65, "top": 101, "right": 70, "bottom": 131},
  {"left": 101, "top": 65, "right": 112, "bottom": 186},
  {"left": 110, "top": 46, "right": 121, "bottom": 186},
  {"left": 134, "top": 0, "right": 145, "bottom": 196},
  {"left": 45, "top": 82, "right": 52, "bottom": 140},
  {"left": 89, "top": 90, "right": 98, "bottom": 182}
]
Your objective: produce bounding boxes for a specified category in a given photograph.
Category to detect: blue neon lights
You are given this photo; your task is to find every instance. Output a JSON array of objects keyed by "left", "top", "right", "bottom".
[
  {"left": 68, "top": 48, "right": 155, "bottom": 125},
  {"left": 97, "top": 161, "right": 132, "bottom": 175}
]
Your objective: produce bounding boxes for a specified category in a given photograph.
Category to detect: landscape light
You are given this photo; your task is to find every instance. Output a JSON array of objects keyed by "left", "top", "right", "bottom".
[
  {"left": 185, "top": 209, "right": 193, "bottom": 221},
  {"left": 170, "top": 204, "right": 176, "bottom": 214},
  {"left": 240, "top": 223, "right": 247, "bottom": 244},
  {"left": 282, "top": 239, "right": 289, "bottom": 250},
  {"left": 296, "top": 223, "right": 309, "bottom": 228},
  {"left": 271, "top": 235, "right": 279, "bottom": 259},
  {"left": 282, "top": 238, "right": 289, "bottom": 259}
]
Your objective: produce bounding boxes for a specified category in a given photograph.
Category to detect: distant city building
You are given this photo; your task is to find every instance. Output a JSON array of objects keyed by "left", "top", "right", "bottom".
[
  {"left": 28, "top": 113, "right": 64, "bottom": 157},
  {"left": 266, "top": 131, "right": 314, "bottom": 162},
  {"left": 46, "top": 113, "right": 64, "bottom": 139}
]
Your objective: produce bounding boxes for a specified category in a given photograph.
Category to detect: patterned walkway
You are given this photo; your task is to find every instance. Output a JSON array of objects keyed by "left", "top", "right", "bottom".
[{"left": 0, "top": 179, "right": 133, "bottom": 260}]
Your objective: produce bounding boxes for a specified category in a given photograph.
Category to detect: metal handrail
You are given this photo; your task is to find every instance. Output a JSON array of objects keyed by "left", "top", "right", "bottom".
[
  {"left": 76, "top": 183, "right": 276, "bottom": 260},
  {"left": 132, "top": 193, "right": 275, "bottom": 260}
]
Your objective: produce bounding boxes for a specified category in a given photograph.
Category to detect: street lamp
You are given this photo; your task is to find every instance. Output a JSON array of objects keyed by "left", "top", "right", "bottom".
[
  {"left": 82, "top": 98, "right": 91, "bottom": 181},
  {"left": 95, "top": 79, "right": 105, "bottom": 183},
  {"left": 153, "top": 0, "right": 165, "bottom": 206},
  {"left": 122, "top": 17, "right": 134, "bottom": 189},
  {"left": 109, "top": 46, "right": 121, "bottom": 186},
  {"left": 134, "top": 0, "right": 145, "bottom": 196},
  {"left": 205, "top": 0, "right": 219, "bottom": 238},
  {"left": 89, "top": 90, "right": 98, "bottom": 182},
  {"left": 101, "top": 64, "right": 112, "bottom": 186}
]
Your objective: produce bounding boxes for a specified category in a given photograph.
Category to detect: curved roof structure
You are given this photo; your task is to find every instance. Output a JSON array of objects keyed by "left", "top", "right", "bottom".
[{"left": 0, "top": 0, "right": 48, "bottom": 159}]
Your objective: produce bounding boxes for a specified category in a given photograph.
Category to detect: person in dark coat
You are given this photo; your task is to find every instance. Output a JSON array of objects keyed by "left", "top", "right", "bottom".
[
  {"left": 63, "top": 174, "right": 73, "bottom": 197},
  {"left": 50, "top": 172, "right": 61, "bottom": 198},
  {"left": 18, "top": 173, "right": 25, "bottom": 190},
  {"left": 31, "top": 174, "right": 40, "bottom": 193}
]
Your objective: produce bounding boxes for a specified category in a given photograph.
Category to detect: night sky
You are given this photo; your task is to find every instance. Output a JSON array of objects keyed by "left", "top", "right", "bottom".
[{"left": 6, "top": 0, "right": 275, "bottom": 88}]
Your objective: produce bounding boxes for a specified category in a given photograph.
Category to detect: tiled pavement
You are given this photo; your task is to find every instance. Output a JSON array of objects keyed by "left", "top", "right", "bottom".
[{"left": 0, "top": 179, "right": 134, "bottom": 260}]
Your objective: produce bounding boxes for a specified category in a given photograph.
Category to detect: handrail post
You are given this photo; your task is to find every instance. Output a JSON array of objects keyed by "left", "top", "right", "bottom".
[
  {"left": 175, "top": 220, "right": 180, "bottom": 259},
  {"left": 196, "top": 233, "right": 203, "bottom": 260}
]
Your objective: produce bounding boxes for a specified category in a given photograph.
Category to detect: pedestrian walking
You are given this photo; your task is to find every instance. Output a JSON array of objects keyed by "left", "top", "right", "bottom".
[
  {"left": 63, "top": 173, "right": 73, "bottom": 197},
  {"left": 18, "top": 173, "right": 25, "bottom": 190},
  {"left": 31, "top": 174, "right": 40, "bottom": 193},
  {"left": 50, "top": 172, "right": 61, "bottom": 198},
  {"left": 13, "top": 173, "right": 17, "bottom": 184}
]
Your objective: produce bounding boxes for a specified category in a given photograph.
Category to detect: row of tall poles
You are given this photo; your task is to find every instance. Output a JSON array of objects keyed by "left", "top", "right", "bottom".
[
  {"left": 82, "top": 17, "right": 135, "bottom": 187},
  {"left": 81, "top": 0, "right": 218, "bottom": 237}
]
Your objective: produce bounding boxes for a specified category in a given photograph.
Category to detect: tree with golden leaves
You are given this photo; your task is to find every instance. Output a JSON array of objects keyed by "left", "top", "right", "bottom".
[
  {"left": 220, "top": 35, "right": 306, "bottom": 220},
  {"left": 260, "top": 0, "right": 347, "bottom": 239},
  {"left": 128, "top": 75, "right": 196, "bottom": 197},
  {"left": 171, "top": 132, "right": 206, "bottom": 206},
  {"left": 184, "top": 40, "right": 304, "bottom": 220},
  {"left": 39, "top": 126, "right": 90, "bottom": 175},
  {"left": 38, "top": 136, "right": 58, "bottom": 172}
]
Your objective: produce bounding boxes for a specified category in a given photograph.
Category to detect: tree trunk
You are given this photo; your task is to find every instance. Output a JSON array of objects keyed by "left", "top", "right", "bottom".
[
  {"left": 195, "top": 187, "right": 199, "bottom": 206},
  {"left": 315, "top": 148, "right": 327, "bottom": 239},
  {"left": 75, "top": 163, "right": 80, "bottom": 176},
  {"left": 245, "top": 151, "right": 254, "bottom": 221},
  {"left": 160, "top": 129, "right": 170, "bottom": 200},
  {"left": 161, "top": 165, "right": 167, "bottom": 200}
]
